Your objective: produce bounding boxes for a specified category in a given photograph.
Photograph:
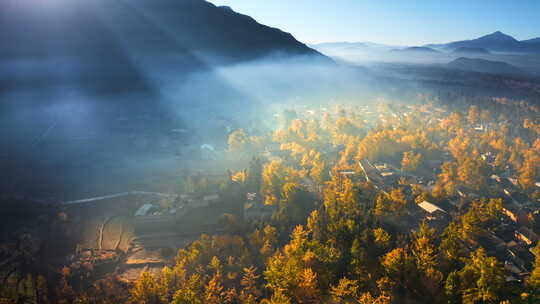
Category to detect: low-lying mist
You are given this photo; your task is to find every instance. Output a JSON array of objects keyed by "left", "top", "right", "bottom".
[
  {"left": 312, "top": 43, "right": 540, "bottom": 76},
  {"left": 3, "top": 43, "right": 540, "bottom": 202},
  {"left": 0, "top": 52, "right": 391, "bottom": 201}
]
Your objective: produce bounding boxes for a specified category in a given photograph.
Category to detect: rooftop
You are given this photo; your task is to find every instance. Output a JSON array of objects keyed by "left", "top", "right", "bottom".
[{"left": 418, "top": 201, "right": 446, "bottom": 214}]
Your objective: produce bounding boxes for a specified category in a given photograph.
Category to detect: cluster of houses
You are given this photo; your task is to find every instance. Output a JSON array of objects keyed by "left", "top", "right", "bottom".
[
  {"left": 314, "top": 149, "right": 539, "bottom": 283},
  {"left": 414, "top": 194, "right": 538, "bottom": 282},
  {"left": 414, "top": 174, "right": 540, "bottom": 283}
]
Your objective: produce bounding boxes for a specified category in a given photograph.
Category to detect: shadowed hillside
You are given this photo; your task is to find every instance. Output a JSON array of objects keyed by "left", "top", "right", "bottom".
[{"left": 0, "top": 0, "right": 326, "bottom": 94}]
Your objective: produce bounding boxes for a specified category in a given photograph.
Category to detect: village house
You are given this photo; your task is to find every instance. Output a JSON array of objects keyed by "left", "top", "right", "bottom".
[
  {"left": 501, "top": 205, "right": 528, "bottom": 225},
  {"left": 417, "top": 200, "right": 447, "bottom": 221},
  {"left": 503, "top": 207, "right": 519, "bottom": 223},
  {"left": 515, "top": 227, "right": 540, "bottom": 246},
  {"left": 357, "top": 158, "right": 399, "bottom": 185}
]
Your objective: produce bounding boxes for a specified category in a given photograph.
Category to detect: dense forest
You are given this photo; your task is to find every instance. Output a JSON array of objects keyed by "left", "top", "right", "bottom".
[{"left": 2, "top": 95, "right": 540, "bottom": 303}]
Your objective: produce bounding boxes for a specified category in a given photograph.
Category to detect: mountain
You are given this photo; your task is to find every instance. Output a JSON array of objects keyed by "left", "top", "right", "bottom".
[
  {"left": 0, "top": 0, "right": 323, "bottom": 61},
  {"left": 391, "top": 46, "right": 440, "bottom": 53},
  {"left": 452, "top": 47, "right": 490, "bottom": 54},
  {"left": 427, "top": 31, "right": 540, "bottom": 53},
  {"left": 522, "top": 37, "right": 540, "bottom": 44},
  {"left": 0, "top": 0, "right": 326, "bottom": 93},
  {"left": 447, "top": 57, "right": 524, "bottom": 75},
  {"left": 521, "top": 37, "right": 540, "bottom": 50}
]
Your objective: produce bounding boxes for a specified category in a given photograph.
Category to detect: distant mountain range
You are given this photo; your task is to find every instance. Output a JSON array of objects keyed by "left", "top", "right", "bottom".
[
  {"left": 447, "top": 57, "right": 524, "bottom": 75},
  {"left": 314, "top": 31, "right": 540, "bottom": 55},
  {"left": 425, "top": 31, "right": 540, "bottom": 53},
  {"left": 523, "top": 37, "right": 540, "bottom": 44}
]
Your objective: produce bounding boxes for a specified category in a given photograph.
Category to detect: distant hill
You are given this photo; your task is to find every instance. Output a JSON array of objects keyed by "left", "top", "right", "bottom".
[
  {"left": 0, "top": 0, "right": 323, "bottom": 61},
  {"left": 312, "top": 31, "right": 540, "bottom": 65},
  {"left": 0, "top": 0, "right": 326, "bottom": 93},
  {"left": 521, "top": 37, "right": 540, "bottom": 44},
  {"left": 447, "top": 57, "right": 524, "bottom": 75},
  {"left": 452, "top": 47, "right": 490, "bottom": 54},
  {"left": 426, "top": 31, "right": 540, "bottom": 53},
  {"left": 391, "top": 46, "right": 440, "bottom": 53}
]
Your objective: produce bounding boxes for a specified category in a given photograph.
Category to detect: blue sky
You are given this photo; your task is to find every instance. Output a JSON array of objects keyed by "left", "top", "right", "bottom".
[{"left": 208, "top": 0, "right": 540, "bottom": 46}]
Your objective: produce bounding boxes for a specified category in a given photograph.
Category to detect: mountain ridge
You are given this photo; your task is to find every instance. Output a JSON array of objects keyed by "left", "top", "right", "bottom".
[
  {"left": 0, "top": 0, "right": 327, "bottom": 93},
  {"left": 0, "top": 0, "right": 324, "bottom": 61},
  {"left": 313, "top": 31, "right": 540, "bottom": 54},
  {"left": 425, "top": 31, "right": 540, "bottom": 53}
]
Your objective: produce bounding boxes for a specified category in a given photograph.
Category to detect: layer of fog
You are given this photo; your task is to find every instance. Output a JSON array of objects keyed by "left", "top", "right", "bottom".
[
  {"left": 0, "top": 53, "right": 397, "bottom": 201},
  {"left": 3, "top": 47, "right": 539, "bottom": 201},
  {"left": 312, "top": 44, "right": 540, "bottom": 76}
]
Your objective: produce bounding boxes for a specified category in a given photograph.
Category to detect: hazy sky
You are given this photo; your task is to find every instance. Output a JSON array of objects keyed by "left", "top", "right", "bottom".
[{"left": 208, "top": 0, "right": 540, "bottom": 46}]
